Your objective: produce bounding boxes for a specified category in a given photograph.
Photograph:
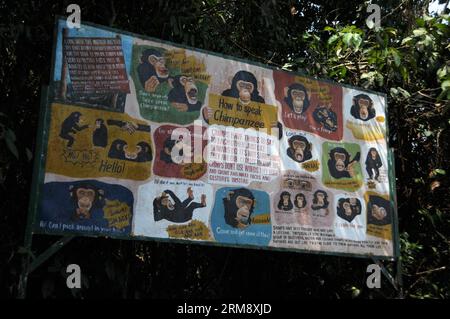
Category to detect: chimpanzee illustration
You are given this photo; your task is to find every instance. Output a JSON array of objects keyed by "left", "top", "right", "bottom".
[
  {"left": 135, "top": 141, "right": 153, "bottom": 162},
  {"left": 108, "top": 139, "right": 152, "bottom": 162},
  {"left": 59, "top": 112, "right": 89, "bottom": 148},
  {"left": 159, "top": 135, "right": 188, "bottom": 164},
  {"left": 365, "top": 148, "right": 382, "bottom": 181},
  {"left": 168, "top": 75, "right": 202, "bottom": 112},
  {"left": 222, "top": 70, "right": 265, "bottom": 104},
  {"left": 277, "top": 191, "right": 293, "bottom": 211},
  {"left": 312, "top": 104, "right": 338, "bottom": 131},
  {"left": 223, "top": 188, "right": 255, "bottom": 228},
  {"left": 287, "top": 135, "right": 312, "bottom": 163},
  {"left": 69, "top": 183, "right": 104, "bottom": 220},
  {"left": 92, "top": 118, "right": 108, "bottom": 147},
  {"left": 336, "top": 198, "right": 362, "bottom": 222},
  {"left": 294, "top": 193, "right": 307, "bottom": 209},
  {"left": 350, "top": 94, "right": 376, "bottom": 121},
  {"left": 137, "top": 49, "right": 170, "bottom": 93},
  {"left": 311, "top": 190, "right": 329, "bottom": 210},
  {"left": 327, "top": 147, "right": 361, "bottom": 179},
  {"left": 153, "top": 187, "right": 206, "bottom": 223},
  {"left": 284, "top": 83, "right": 310, "bottom": 114},
  {"left": 367, "top": 196, "right": 391, "bottom": 226}
]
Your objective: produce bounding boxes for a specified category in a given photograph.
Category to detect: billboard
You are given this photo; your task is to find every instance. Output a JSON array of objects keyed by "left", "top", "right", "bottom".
[{"left": 28, "top": 18, "right": 398, "bottom": 259}]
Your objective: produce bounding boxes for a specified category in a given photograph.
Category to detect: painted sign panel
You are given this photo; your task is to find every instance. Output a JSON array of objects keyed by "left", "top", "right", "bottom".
[{"left": 29, "top": 18, "right": 398, "bottom": 259}]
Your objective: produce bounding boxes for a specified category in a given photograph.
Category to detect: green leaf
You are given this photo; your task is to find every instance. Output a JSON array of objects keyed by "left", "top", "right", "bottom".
[
  {"left": 351, "top": 34, "right": 362, "bottom": 49},
  {"left": 282, "top": 63, "right": 294, "bottom": 70},
  {"left": 416, "top": 18, "right": 425, "bottom": 27},
  {"left": 342, "top": 33, "right": 352, "bottom": 46},
  {"left": 26, "top": 148, "right": 33, "bottom": 161},
  {"left": 390, "top": 87, "right": 399, "bottom": 96},
  {"left": 351, "top": 286, "right": 361, "bottom": 298},
  {"left": 441, "top": 80, "right": 450, "bottom": 91},
  {"left": 324, "top": 26, "right": 335, "bottom": 31},
  {"left": 413, "top": 28, "right": 427, "bottom": 36},
  {"left": 434, "top": 169, "right": 446, "bottom": 175},
  {"left": 423, "top": 14, "right": 433, "bottom": 22},
  {"left": 399, "top": 66, "right": 409, "bottom": 82},
  {"left": 5, "top": 128, "right": 16, "bottom": 142},
  {"left": 390, "top": 48, "right": 401, "bottom": 67},
  {"left": 397, "top": 87, "right": 411, "bottom": 98},
  {"left": 328, "top": 34, "right": 339, "bottom": 45},
  {"left": 436, "top": 66, "right": 447, "bottom": 80},
  {"left": 384, "top": 27, "right": 397, "bottom": 36},
  {"left": 423, "top": 34, "right": 433, "bottom": 46},
  {"left": 401, "top": 37, "right": 413, "bottom": 45},
  {"left": 170, "top": 16, "right": 179, "bottom": 35},
  {"left": 6, "top": 137, "right": 19, "bottom": 159}
]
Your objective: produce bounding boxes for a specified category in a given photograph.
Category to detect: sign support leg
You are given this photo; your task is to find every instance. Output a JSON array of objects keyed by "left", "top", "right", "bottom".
[
  {"left": 371, "top": 256, "right": 404, "bottom": 298},
  {"left": 18, "top": 235, "right": 75, "bottom": 298}
]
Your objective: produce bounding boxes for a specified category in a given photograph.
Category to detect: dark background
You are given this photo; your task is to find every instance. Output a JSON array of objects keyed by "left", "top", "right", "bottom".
[{"left": 0, "top": 0, "right": 448, "bottom": 299}]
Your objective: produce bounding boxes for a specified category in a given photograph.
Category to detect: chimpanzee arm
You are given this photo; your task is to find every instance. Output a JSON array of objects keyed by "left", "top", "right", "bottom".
[
  {"left": 107, "top": 120, "right": 150, "bottom": 132},
  {"left": 107, "top": 119, "right": 125, "bottom": 127},
  {"left": 351, "top": 152, "right": 361, "bottom": 163},
  {"left": 376, "top": 157, "right": 383, "bottom": 168},
  {"left": 138, "top": 63, "right": 153, "bottom": 87},
  {"left": 74, "top": 124, "right": 88, "bottom": 131}
]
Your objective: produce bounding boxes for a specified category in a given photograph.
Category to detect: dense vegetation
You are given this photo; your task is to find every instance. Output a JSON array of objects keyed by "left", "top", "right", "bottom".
[{"left": 0, "top": 0, "right": 448, "bottom": 298}]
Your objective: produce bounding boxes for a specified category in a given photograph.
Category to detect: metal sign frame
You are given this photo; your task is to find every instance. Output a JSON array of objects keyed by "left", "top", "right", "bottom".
[{"left": 20, "top": 16, "right": 402, "bottom": 297}]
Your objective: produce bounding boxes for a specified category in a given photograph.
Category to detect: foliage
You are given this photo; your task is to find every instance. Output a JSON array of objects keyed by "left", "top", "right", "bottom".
[{"left": 0, "top": 0, "right": 448, "bottom": 299}]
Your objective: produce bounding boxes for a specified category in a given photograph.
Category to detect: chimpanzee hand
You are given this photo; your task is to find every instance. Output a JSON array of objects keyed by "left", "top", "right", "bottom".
[
  {"left": 202, "top": 107, "right": 213, "bottom": 121},
  {"left": 122, "top": 121, "right": 138, "bottom": 134},
  {"left": 347, "top": 161, "right": 357, "bottom": 177},
  {"left": 144, "top": 75, "right": 160, "bottom": 93}
]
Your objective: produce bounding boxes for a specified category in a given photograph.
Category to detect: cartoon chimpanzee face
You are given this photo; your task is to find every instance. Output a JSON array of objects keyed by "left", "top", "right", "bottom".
[
  {"left": 370, "top": 149, "right": 378, "bottom": 159},
  {"left": 287, "top": 135, "right": 312, "bottom": 163},
  {"left": 336, "top": 198, "right": 362, "bottom": 222},
  {"left": 145, "top": 50, "right": 168, "bottom": 79},
  {"left": 284, "top": 83, "right": 310, "bottom": 114},
  {"left": 311, "top": 190, "right": 329, "bottom": 210},
  {"left": 222, "top": 70, "right": 265, "bottom": 104},
  {"left": 69, "top": 184, "right": 104, "bottom": 220},
  {"left": 180, "top": 76, "right": 198, "bottom": 104},
  {"left": 312, "top": 105, "right": 338, "bottom": 131},
  {"left": 371, "top": 204, "right": 387, "bottom": 220},
  {"left": 327, "top": 147, "right": 361, "bottom": 179},
  {"left": 236, "top": 80, "right": 254, "bottom": 104},
  {"left": 160, "top": 193, "right": 175, "bottom": 210},
  {"left": 350, "top": 94, "right": 376, "bottom": 121},
  {"left": 136, "top": 141, "right": 152, "bottom": 162},
  {"left": 71, "top": 112, "right": 82, "bottom": 122},
  {"left": 137, "top": 49, "right": 170, "bottom": 92},
  {"left": 367, "top": 196, "right": 391, "bottom": 226},
  {"left": 334, "top": 151, "right": 347, "bottom": 172},
  {"left": 167, "top": 75, "right": 202, "bottom": 112},
  {"left": 160, "top": 136, "right": 186, "bottom": 164},
  {"left": 108, "top": 139, "right": 152, "bottom": 162},
  {"left": 294, "top": 193, "right": 307, "bottom": 209},
  {"left": 223, "top": 188, "right": 255, "bottom": 228},
  {"left": 277, "top": 191, "right": 293, "bottom": 211}
]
